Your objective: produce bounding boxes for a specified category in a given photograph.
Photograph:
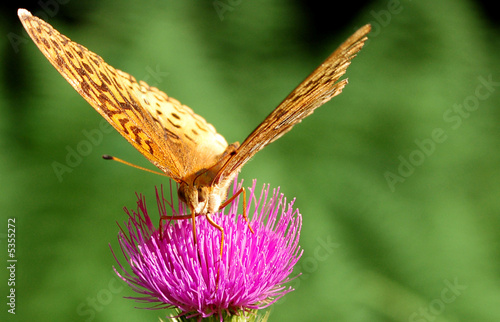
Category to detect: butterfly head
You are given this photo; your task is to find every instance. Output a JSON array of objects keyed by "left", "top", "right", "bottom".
[{"left": 178, "top": 171, "right": 225, "bottom": 215}]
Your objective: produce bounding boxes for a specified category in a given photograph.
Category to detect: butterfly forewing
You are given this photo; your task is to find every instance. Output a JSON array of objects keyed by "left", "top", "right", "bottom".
[
  {"left": 126, "top": 77, "right": 228, "bottom": 177},
  {"left": 18, "top": 9, "right": 227, "bottom": 181},
  {"left": 214, "top": 24, "right": 371, "bottom": 185}
]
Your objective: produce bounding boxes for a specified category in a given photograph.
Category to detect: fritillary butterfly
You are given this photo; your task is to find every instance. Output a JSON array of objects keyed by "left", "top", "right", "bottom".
[{"left": 18, "top": 8, "right": 370, "bottom": 250}]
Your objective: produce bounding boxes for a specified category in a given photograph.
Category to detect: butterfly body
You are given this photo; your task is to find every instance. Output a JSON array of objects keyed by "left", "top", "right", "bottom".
[
  {"left": 178, "top": 177, "right": 227, "bottom": 215},
  {"left": 178, "top": 143, "right": 239, "bottom": 215},
  {"left": 18, "top": 9, "right": 370, "bottom": 241}
]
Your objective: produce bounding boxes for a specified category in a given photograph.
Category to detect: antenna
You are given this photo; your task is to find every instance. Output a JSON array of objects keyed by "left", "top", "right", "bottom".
[{"left": 102, "top": 155, "right": 168, "bottom": 177}]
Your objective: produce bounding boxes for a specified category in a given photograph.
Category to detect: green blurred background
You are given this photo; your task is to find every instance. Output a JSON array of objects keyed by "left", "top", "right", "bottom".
[{"left": 1, "top": 0, "right": 500, "bottom": 321}]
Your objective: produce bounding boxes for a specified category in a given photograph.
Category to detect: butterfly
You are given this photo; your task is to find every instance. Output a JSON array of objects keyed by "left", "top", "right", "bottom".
[{"left": 18, "top": 8, "right": 370, "bottom": 251}]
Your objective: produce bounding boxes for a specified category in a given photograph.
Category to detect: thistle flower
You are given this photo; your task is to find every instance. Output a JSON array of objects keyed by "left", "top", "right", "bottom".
[{"left": 111, "top": 178, "right": 303, "bottom": 321}]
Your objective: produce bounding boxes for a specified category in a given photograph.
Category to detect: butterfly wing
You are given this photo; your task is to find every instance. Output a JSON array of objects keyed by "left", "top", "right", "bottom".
[
  {"left": 214, "top": 24, "right": 371, "bottom": 185},
  {"left": 18, "top": 9, "right": 228, "bottom": 181}
]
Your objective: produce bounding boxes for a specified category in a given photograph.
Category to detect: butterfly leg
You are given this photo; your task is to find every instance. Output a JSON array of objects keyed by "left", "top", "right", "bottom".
[
  {"left": 240, "top": 188, "right": 255, "bottom": 234},
  {"left": 191, "top": 210, "right": 198, "bottom": 245},
  {"left": 159, "top": 217, "right": 166, "bottom": 239},
  {"left": 159, "top": 212, "right": 203, "bottom": 239},
  {"left": 218, "top": 187, "right": 242, "bottom": 209},
  {"left": 206, "top": 213, "right": 223, "bottom": 289},
  {"left": 206, "top": 213, "right": 224, "bottom": 259},
  {"left": 218, "top": 187, "right": 255, "bottom": 234}
]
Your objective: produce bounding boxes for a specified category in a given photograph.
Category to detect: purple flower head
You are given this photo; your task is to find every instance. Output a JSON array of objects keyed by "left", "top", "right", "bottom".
[{"left": 112, "top": 178, "right": 303, "bottom": 320}]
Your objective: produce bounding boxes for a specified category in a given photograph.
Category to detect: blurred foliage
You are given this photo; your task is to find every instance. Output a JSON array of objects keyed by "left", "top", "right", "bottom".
[{"left": 1, "top": 0, "right": 500, "bottom": 321}]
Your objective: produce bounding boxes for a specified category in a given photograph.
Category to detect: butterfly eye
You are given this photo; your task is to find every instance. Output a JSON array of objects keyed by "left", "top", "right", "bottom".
[
  {"left": 178, "top": 184, "right": 188, "bottom": 204},
  {"left": 198, "top": 186, "right": 208, "bottom": 203}
]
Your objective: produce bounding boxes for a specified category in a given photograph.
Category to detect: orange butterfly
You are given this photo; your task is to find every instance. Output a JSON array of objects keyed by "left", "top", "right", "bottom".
[{"left": 19, "top": 8, "right": 370, "bottom": 252}]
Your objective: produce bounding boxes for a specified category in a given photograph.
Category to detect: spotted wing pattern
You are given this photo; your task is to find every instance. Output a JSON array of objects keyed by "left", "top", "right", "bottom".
[
  {"left": 18, "top": 9, "right": 228, "bottom": 181},
  {"left": 214, "top": 24, "right": 371, "bottom": 185}
]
